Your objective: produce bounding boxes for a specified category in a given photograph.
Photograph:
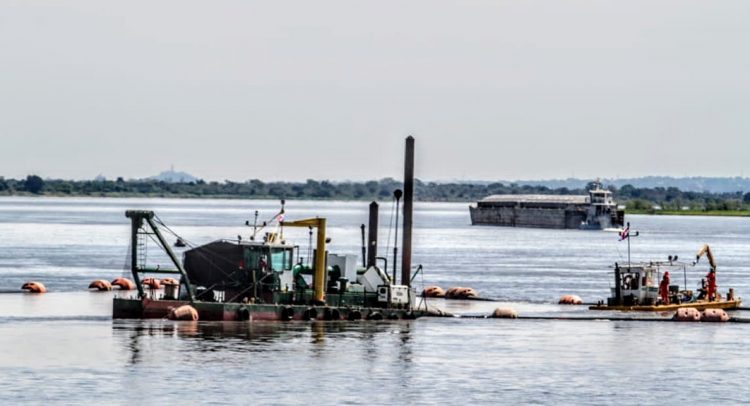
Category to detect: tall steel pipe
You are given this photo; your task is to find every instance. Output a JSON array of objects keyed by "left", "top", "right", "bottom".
[
  {"left": 367, "top": 201, "right": 379, "bottom": 268},
  {"left": 401, "top": 136, "right": 415, "bottom": 287}
]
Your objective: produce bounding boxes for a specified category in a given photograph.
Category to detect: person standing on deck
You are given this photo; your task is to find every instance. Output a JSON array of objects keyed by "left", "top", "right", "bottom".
[
  {"left": 706, "top": 269, "right": 717, "bottom": 301},
  {"left": 659, "top": 271, "right": 670, "bottom": 305}
]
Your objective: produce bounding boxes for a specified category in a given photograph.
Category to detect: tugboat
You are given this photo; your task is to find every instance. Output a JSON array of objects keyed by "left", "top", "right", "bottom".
[
  {"left": 113, "top": 137, "right": 429, "bottom": 321},
  {"left": 589, "top": 245, "right": 741, "bottom": 311}
]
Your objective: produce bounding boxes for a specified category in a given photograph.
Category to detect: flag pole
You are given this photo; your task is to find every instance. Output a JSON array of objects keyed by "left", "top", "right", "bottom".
[{"left": 627, "top": 221, "right": 631, "bottom": 269}]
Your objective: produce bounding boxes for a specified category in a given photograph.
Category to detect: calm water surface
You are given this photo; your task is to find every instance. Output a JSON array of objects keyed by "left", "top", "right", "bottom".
[{"left": 1, "top": 197, "right": 749, "bottom": 404}]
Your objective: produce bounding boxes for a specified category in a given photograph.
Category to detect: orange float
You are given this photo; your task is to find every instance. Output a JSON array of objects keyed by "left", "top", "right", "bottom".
[
  {"left": 141, "top": 277, "right": 161, "bottom": 289},
  {"left": 558, "top": 294, "right": 583, "bottom": 305},
  {"left": 111, "top": 277, "right": 136, "bottom": 290},
  {"left": 445, "top": 287, "right": 478, "bottom": 299},
  {"left": 88, "top": 279, "right": 112, "bottom": 291},
  {"left": 673, "top": 307, "right": 701, "bottom": 322},
  {"left": 701, "top": 308, "right": 730, "bottom": 323},
  {"left": 422, "top": 286, "right": 446, "bottom": 298},
  {"left": 21, "top": 281, "right": 47, "bottom": 293},
  {"left": 168, "top": 305, "right": 199, "bottom": 321},
  {"left": 160, "top": 277, "right": 179, "bottom": 286},
  {"left": 491, "top": 307, "right": 518, "bottom": 319}
]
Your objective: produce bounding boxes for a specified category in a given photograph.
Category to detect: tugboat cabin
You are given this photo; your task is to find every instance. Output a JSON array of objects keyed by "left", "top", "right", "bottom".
[{"left": 609, "top": 263, "right": 661, "bottom": 306}]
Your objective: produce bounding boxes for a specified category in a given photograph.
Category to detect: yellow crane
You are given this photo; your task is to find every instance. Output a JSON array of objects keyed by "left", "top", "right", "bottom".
[
  {"left": 695, "top": 244, "right": 717, "bottom": 270},
  {"left": 281, "top": 217, "right": 327, "bottom": 304}
]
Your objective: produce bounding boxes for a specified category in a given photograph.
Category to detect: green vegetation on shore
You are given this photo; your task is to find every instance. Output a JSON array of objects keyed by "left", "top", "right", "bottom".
[{"left": 1, "top": 175, "right": 749, "bottom": 216}]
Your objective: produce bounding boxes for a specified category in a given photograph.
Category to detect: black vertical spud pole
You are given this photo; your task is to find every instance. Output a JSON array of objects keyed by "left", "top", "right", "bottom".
[
  {"left": 401, "top": 136, "right": 415, "bottom": 287},
  {"left": 367, "top": 201, "right": 379, "bottom": 268}
]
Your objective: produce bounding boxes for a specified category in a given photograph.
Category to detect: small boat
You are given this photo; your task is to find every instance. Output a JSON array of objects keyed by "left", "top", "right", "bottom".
[{"left": 590, "top": 245, "right": 741, "bottom": 311}]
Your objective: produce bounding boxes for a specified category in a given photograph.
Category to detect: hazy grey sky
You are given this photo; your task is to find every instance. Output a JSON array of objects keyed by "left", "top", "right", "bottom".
[{"left": 1, "top": 1, "right": 748, "bottom": 182}]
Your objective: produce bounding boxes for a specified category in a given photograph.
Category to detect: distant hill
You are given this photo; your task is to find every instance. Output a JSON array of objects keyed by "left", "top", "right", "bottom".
[
  {"left": 147, "top": 169, "right": 199, "bottom": 183},
  {"left": 481, "top": 177, "right": 750, "bottom": 194}
]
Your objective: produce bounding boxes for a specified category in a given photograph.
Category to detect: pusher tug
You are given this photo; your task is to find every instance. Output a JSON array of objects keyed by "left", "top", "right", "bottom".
[{"left": 113, "top": 137, "right": 434, "bottom": 321}]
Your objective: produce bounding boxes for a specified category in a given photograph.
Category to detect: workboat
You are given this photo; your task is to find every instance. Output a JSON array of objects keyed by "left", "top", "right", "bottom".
[
  {"left": 589, "top": 245, "right": 741, "bottom": 311},
  {"left": 113, "top": 137, "right": 430, "bottom": 321}
]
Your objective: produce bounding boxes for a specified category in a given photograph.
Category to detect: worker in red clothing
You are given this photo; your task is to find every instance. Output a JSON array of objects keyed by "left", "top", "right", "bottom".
[
  {"left": 659, "top": 271, "right": 670, "bottom": 305},
  {"left": 706, "top": 269, "right": 717, "bottom": 301}
]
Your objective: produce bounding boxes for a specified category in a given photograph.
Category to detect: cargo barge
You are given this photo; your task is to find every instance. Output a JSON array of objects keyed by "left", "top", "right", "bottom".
[{"left": 469, "top": 182, "right": 624, "bottom": 230}]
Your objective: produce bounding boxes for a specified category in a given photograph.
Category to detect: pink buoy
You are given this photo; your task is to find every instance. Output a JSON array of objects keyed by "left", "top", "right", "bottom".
[
  {"left": 491, "top": 307, "right": 518, "bottom": 319},
  {"left": 141, "top": 277, "right": 161, "bottom": 289},
  {"left": 21, "top": 281, "right": 47, "bottom": 294},
  {"left": 673, "top": 307, "right": 701, "bottom": 322},
  {"left": 111, "top": 278, "right": 136, "bottom": 290},
  {"left": 160, "top": 277, "right": 179, "bottom": 286},
  {"left": 168, "top": 305, "right": 199, "bottom": 321},
  {"left": 445, "top": 287, "right": 478, "bottom": 299},
  {"left": 88, "top": 279, "right": 112, "bottom": 291},
  {"left": 559, "top": 294, "right": 583, "bottom": 305},
  {"left": 422, "top": 286, "right": 446, "bottom": 298},
  {"left": 701, "top": 308, "right": 730, "bottom": 323}
]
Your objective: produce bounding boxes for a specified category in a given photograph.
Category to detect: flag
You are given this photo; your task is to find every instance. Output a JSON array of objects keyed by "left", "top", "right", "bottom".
[{"left": 619, "top": 225, "right": 630, "bottom": 241}]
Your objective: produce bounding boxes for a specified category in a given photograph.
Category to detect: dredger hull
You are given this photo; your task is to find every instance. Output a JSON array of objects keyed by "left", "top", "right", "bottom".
[{"left": 113, "top": 297, "right": 425, "bottom": 321}]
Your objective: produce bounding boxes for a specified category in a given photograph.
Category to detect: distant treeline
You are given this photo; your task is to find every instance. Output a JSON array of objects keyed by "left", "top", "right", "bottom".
[{"left": 2, "top": 176, "right": 750, "bottom": 211}]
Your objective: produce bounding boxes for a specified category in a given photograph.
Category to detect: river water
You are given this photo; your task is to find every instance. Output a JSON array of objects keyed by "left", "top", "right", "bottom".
[{"left": 1, "top": 197, "right": 749, "bottom": 404}]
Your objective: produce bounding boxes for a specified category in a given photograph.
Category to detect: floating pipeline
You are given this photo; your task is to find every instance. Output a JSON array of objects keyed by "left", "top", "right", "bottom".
[{"left": 454, "top": 307, "right": 748, "bottom": 323}]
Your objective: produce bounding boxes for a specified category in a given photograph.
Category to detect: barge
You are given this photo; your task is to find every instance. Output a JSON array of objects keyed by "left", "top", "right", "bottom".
[{"left": 469, "top": 182, "right": 624, "bottom": 230}]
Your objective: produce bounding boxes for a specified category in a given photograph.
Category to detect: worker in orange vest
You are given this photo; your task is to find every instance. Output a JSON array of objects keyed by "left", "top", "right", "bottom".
[
  {"left": 706, "top": 269, "right": 717, "bottom": 301},
  {"left": 659, "top": 271, "right": 670, "bottom": 305}
]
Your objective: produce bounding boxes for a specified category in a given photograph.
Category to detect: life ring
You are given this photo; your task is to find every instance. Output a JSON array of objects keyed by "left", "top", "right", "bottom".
[{"left": 622, "top": 275, "right": 633, "bottom": 290}]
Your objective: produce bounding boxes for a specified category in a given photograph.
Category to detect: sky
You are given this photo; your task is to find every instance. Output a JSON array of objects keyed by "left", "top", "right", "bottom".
[{"left": 1, "top": 0, "right": 749, "bottom": 182}]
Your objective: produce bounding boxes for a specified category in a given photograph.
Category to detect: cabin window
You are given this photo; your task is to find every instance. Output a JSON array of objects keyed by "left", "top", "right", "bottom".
[
  {"left": 623, "top": 273, "right": 640, "bottom": 290},
  {"left": 270, "top": 249, "right": 292, "bottom": 271},
  {"left": 245, "top": 248, "right": 263, "bottom": 270}
]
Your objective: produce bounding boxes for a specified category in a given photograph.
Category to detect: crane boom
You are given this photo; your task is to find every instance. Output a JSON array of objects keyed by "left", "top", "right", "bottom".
[
  {"left": 696, "top": 244, "right": 717, "bottom": 270},
  {"left": 281, "top": 218, "right": 327, "bottom": 304}
]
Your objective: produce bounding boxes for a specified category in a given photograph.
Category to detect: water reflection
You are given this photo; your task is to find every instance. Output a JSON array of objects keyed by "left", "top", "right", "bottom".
[{"left": 114, "top": 319, "right": 416, "bottom": 365}]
